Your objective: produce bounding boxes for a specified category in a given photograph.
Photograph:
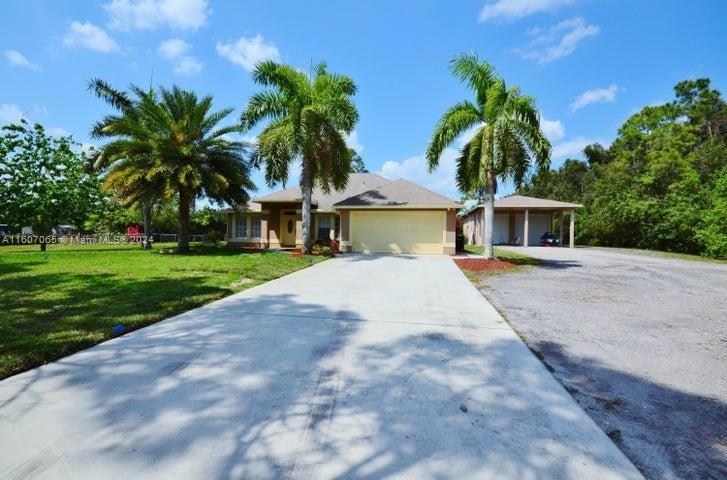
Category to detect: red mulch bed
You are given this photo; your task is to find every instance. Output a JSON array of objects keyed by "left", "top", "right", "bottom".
[{"left": 454, "top": 258, "right": 518, "bottom": 272}]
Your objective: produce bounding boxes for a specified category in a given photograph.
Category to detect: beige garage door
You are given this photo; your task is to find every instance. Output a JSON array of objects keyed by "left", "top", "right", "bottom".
[{"left": 351, "top": 210, "right": 445, "bottom": 254}]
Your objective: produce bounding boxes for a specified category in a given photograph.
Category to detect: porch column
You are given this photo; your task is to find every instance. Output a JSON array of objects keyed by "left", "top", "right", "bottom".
[
  {"left": 569, "top": 209, "right": 575, "bottom": 248},
  {"left": 261, "top": 216, "right": 269, "bottom": 247},
  {"left": 559, "top": 210, "right": 564, "bottom": 246},
  {"left": 523, "top": 208, "right": 529, "bottom": 247},
  {"left": 295, "top": 216, "right": 303, "bottom": 248}
]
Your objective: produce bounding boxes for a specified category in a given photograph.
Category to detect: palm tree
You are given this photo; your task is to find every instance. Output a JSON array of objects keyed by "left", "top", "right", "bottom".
[
  {"left": 90, "top": 81, "right": 255, "bottom": 252},
  {"left": 427, "top": 53, "right": 551, "bottom": 259},
  {"left": 240, "top": 61, "right": 358, "bottom": 254},
  {"left": 88, "top": 79, "right": 165, "bottom": 248}
]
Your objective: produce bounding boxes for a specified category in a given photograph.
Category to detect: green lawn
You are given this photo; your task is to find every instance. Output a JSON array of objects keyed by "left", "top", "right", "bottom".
[{"left": 0, "top": 242, "right": 329, "bottom": 379}]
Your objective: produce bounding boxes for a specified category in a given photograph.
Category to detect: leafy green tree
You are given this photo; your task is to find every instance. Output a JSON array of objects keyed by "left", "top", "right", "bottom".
[
  {"left": 519, "top": 77, "right": 727, "bottom": 258},
  {"left": 697, "top": 165, "right": 727, "bottom": 257},
  {"left": 520, "top": 158, "right": 591, "bottom": 203},
  {"left": 673, "top": 78, "right": 727, "bottom": 140},
  {"left": 241, "top": 61, "right": 358, "bottom": 254},
  {"left": 583, "top": 143, "right": 612, "bottom": 166},
  {"left": 427, "top": 53, "right": 550, "bottom": 258},
  {"left": 349, "top": 149, "right": 368, "bottom": 173},
  {"left": 91, "top": 83, "right": 256, "bottom": 253},
  {"left": 189, "top": 206, "right": 225, "bottom": 232},
  {"left": 0, "top": 121, "right": 104, "bottom": 250},
  {"left": 88, "top": 202, "right": 141, "bottom": 234}
]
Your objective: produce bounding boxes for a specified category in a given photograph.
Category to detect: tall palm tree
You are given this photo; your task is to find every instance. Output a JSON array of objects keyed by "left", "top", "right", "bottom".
[
  {"left": 88, "top": 79, "right": 165, "bottom": 248},
  {"left": 240, "top": 61, "right": 358, "bottom": 254},
  {"left": 90, "top": 81, "right": 255, "bottom": 252},
  {"left": 427, "top": 53, "right": 551, "bottom": 259}
]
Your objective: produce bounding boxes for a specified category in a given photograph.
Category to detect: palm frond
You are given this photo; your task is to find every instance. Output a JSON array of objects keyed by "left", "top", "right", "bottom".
[
  {"left": 240, "top": 91, "right": 288, "bottom": 130},
  {"left": 449, "top": 53, "right": 498, "bottom": 108},
  {"left": 87, "top": 78, "right": 132, "bottom": 110},
  {"left": 426, "top": 100, "right": 482, "bottom": 170}
]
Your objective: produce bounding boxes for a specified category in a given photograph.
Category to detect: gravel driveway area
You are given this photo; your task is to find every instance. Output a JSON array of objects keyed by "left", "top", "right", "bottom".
[{"left": 477, "top": 247, "right": 727, "bottom": 480}]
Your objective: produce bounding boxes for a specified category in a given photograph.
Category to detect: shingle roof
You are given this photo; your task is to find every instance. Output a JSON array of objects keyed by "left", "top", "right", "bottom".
[
  {"left": 334, "top": 179, "right": 461, "bottom": 208},
  {"left": 462, "top": 195, "right": 583, "bottom": 214},
  {"left": 220, "top": 200, "right": 262, "bottom": 213},
  {"left": 253, "top": 173, "right": 390, "bottom": 211},
  {"left": 494, "top": 195, "right": 583, "bottom": 209}
]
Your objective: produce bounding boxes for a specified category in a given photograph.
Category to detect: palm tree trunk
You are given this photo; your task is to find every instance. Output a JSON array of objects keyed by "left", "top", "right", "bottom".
[
  {"left": 482, "top": 169, "right": 497, "bottom": 260},
  {"left": 301, "top": 156, "right": 313, "bottom": 255},
  {"left": 178, "top": 192, "right": 191, "bottom": 253},
  {"left": 142, "top": 201, "right": 153, "bottom": 249}
]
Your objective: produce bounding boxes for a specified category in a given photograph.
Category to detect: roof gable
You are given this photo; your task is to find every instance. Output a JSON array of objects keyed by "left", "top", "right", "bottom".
[
  {"left": 253, "top": 173, "right": 391, "bottom": 210},
  {"left": 335, "top": 179, "right": 461, "bottom": 207}
]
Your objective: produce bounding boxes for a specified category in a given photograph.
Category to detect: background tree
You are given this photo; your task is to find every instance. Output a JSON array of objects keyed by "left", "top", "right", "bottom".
[
  {"left": 427, "top": 53, "right": 550, "bottom": 258},
  {"left": 583, "top": 143, "right": 612, "bottom": 166},
  {"left": 0, "top": 121, "right": 104, "bottom": 251},
  {"left": 518, "top": 77, "right": 727, "bottom": 258},
  {"left": 91, "top": 83, "right": 256, "bottom": 252},
  {"left": 241, "top": 61, "right": 358, "bottom": 253},
  {"left": 349, "top": 148, "right": 368, "bottom": 173}
]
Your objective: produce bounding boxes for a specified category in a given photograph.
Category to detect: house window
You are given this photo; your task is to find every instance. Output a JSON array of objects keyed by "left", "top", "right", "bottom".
[
  {"left": 317, "top": 216, "right": 331, "bottom": 240},
  {"left": 334, "top": 215, "right": 340, "bottom": 239},
  {"left": 236, "top": 215, "right": 247, "bottom": 238},
  {"left": 250, "top": 216, "right": 261, "bottom": 238}
]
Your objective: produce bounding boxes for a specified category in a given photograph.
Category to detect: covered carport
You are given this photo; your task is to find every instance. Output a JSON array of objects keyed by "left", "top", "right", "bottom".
[{"left": 462, "top": 195, "right": 583, "bottom": 248}]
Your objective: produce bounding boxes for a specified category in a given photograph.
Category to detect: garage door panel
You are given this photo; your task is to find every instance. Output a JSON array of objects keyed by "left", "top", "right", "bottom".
[{"left": 351, "top": 211, "right": 444, "bottom": 254}]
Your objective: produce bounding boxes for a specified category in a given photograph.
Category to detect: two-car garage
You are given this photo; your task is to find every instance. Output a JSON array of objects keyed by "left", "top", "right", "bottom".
[
  {"left": 350, "top": 210, "right": 446, "bottom": 255},
  {"left": 334, "top": 179, "right": 461, "bottom": 255}
]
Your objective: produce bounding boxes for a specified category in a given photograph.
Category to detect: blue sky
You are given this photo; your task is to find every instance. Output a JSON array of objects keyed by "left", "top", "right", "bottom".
[{"left": 2, "top": 0, "right": 726, "bottom": 200}]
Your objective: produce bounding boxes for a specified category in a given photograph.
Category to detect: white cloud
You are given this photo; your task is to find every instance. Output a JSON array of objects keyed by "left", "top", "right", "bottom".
[
  {"left": 157, "top": 38, "right": 202, "bottom": 76},
  {"left": 5, "top": 50, "right": 42, "bottom": 71},
  {"left": 479, "top": 0, "right": 577, "bottom": 22},
  {"left": 157, "top": 38, "right": 189, "bottom": 58},
  {"left": 104, "top": 0, "right": 209, "bottom": 31},
  {"left": 516, "top": 17, "right": 599, "bottom": 64},
  {"left": 216, "top": 34, "right": 280, "bottom": 71},
  {"left": 569, "top": 84, "right": 619, "bottom": 112},
  {"left": 0, "top": 104, "right": 24, "bottom": 125},
  {"left": 63, "top": 21, "right": 120, "bottom": 53},
  {"left": 541, "top": 117, "right": 565, "bottom": 141},
  {"left": 47, "top": 126, "right": 71, "bottom": 137},
  {"left": 173, "top": 57, "right": 202, "bottom": 75},
  {"left": 551, "top": 136, "right": 600, "bottom": 159},
  {"left": 344, "top": 130, "right": 364, "bottom": 154},
  {"left": 380, "top": 148, "right": 460, "bottom": 200}
]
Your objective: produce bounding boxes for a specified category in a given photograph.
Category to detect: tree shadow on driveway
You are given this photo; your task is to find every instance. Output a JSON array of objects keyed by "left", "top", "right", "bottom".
[
  {"left": 532, "top": 341, "right": 727, "bottom": 480},
  {"left": 1, "top": 295, "right": 645, "bottom": 480}
]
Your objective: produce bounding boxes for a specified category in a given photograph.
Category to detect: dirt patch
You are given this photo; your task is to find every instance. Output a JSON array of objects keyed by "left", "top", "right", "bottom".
[{"left": 454, "top": 258, "right": 519, "bottom": 272}]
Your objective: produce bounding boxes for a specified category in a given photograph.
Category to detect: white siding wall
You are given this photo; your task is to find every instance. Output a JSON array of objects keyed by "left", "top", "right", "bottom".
[
  {"left": 492, "top": 214, "right": 509, "bottom": 245},
  {"left": 515, "top": 213, "right": 550, "bottom": 246}
]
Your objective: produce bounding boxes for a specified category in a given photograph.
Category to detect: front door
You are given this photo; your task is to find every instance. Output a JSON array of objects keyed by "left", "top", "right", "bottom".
[{"left": 280, "top": 211, "right": 297, "bottom": 247}]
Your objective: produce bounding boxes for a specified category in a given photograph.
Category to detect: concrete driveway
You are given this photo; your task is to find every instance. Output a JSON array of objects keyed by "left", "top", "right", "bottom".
[
  {"left": 481, "top": 247, "right": 727, "bottom": 480},
  {"left": 0, "top": 255, "right": 642, "bottom": 480}
]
